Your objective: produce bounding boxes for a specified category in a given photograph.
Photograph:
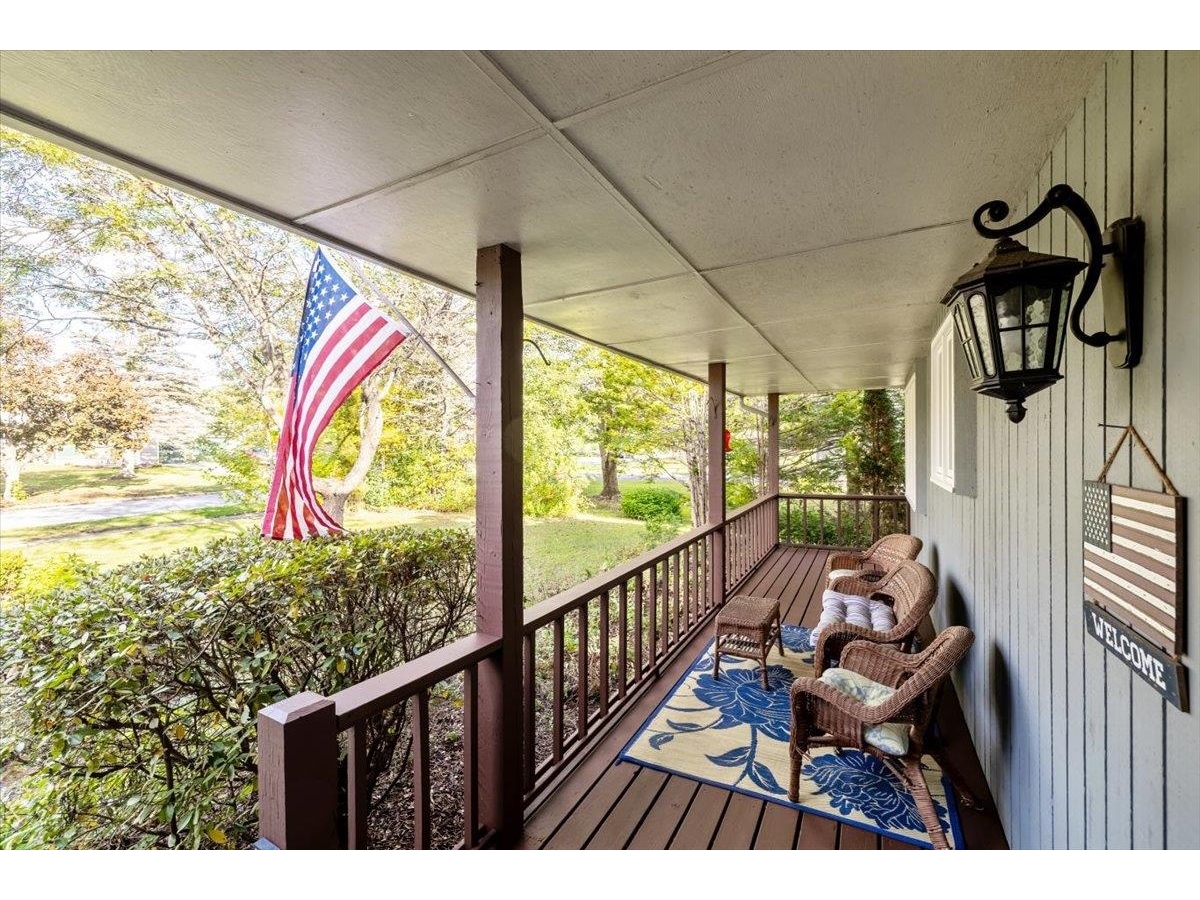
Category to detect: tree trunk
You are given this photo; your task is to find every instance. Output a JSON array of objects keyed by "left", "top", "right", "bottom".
[
  {"left": 118, "top": 448, "right": 139, "bottom": 478},
  {"left": 598, "top": 448, "right": 620, "bottom": 500},
  {"left": 1, "top": 447, "right": 20, "bottom": 502},
  {"left": 312, "top": 368, "right": 395, "bottom": 525}
]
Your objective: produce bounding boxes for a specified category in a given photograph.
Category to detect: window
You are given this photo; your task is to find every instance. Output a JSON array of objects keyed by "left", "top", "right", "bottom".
[{"left": 930, "top": 315, "right": 956, "bottom": 492}]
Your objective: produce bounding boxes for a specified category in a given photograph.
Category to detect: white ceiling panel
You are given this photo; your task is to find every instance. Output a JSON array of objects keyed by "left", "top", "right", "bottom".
[
  {"left": 487, "top": 51, "right": 732, "bottom": 121},
  {"left": 768, "top": 312, "right": 939, "bottom": 354},
  {"left": 527, "top": 275, "right": 746, "bottom": 344},
  {"left": 566, "top": 51, "right": 1104, "bottom": 269},
  {"left": 0, "top": 50, "right": 535, "bottom": 219},
  {"left": 304, "top": 136, "right": 685, "bottom": 301},
  {"left": 612, "top": 327, "right": 779, "bottom": 366}
]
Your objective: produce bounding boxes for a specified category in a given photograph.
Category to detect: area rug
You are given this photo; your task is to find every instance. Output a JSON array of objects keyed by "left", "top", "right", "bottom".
[{"left": 619, "top": 624, "right": 964, "bottom": 849}]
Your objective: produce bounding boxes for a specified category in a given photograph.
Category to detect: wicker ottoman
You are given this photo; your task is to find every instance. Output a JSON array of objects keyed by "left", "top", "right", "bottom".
[{"left": 713, "top": 595, "right": 784, "bottom": 689}]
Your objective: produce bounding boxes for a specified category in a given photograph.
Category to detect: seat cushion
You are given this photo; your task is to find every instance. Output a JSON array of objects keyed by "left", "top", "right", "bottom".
[
  {"left": 810, "top": 590, "right": 898, "bottom": 648},
  {"left": 818, "top": 667, "right": 911, "bottom": 756}
]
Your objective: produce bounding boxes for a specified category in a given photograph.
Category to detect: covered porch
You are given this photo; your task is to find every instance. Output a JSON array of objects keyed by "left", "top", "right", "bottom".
[{"left": 3, "top": 50, "right": 1195, "bottom": 851}]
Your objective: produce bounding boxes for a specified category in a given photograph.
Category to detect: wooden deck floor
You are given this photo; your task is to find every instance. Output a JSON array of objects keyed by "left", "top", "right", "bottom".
[{"left": 522, "top": 546, "right": 1009, "bottom": 850}]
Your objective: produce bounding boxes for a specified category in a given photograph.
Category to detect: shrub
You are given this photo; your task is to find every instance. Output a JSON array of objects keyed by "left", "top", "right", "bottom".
[
  {"left": 620, "top": 485, "right": 685, "bottom": 523},
  {"left": 0, "top": 526, "right": 475, "bottom": 849},
  {"left": 0, "top": 549, "right": 26, "bottom": 598}
]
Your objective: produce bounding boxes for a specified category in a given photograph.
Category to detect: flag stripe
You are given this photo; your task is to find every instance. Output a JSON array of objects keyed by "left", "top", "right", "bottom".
[
  {"left": 1083, "top": 555, "right": 1177, "bottom": 614},
  {"left": 1111, "top": 493, "right": 1176, "bottom": 518},
  {"left": 1111, "top": 532, "right": 1176, "bottom": 567},
  {"left": 1084, "top": 579, "right": 1176, "bottom": 641},
  {"left": 1083, "top": 542, "right": 1177, "bottom": 589},
  {"left": 1111, "top": 522, "right": 1177, "bottom": 556},
  {"left": 1111, "top": 514, "right": 1175, "bottom": 541}
]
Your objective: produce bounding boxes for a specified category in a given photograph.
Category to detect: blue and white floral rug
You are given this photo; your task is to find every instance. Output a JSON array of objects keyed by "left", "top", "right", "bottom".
[{"left": 619, "top": 624, "right": 963, "bottom": 849}]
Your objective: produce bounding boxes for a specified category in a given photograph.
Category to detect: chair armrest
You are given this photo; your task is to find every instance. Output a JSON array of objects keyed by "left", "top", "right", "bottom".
[
  {"left": 827, "top": 574, "right": 880, "bottom": 597},
  {"left": 825, "top": 551, "right": 864, "bottom": 575}
]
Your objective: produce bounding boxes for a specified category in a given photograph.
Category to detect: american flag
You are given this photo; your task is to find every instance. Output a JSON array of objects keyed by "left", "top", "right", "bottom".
[
  {"left": 262, "top": 250, "right": 407, "bottom": 540},
  {"left": 1082, "top": 480, "right": 1184, "bottom": 653}
]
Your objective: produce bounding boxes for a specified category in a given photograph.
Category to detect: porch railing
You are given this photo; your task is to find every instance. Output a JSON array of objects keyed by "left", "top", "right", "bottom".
[
  {"left": 256, "top": 491, "right": 910, "bottom": 848},
  {"left": 778, "top": 492, "right": 909, "bottom": 548}
]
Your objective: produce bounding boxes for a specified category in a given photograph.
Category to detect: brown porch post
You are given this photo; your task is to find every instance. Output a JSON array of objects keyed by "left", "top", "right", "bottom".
[
  {"left": 767, "top": 392, "right": 780, "bottom": 545},
  {"left": 766, "top": 393, "right": 780, "bottom": 494},
  {"left": 255, "top": 692, "right": 339, "bottom": 849},
  {"left": 708, "top": 362, "right": 726, "bottom": 604},
  {"left": 474, "top": 244, "right": 524, "bottom": 848}
]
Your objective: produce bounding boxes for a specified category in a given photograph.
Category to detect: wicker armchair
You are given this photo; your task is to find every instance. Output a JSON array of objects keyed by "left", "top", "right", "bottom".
[
  {"left": 824, "top": 533, "right": 923, "bottom": 582},
  {"left": 788, "top": 626, "right": 975, "bottom": 850},
  {"left": 814, "top": 559, "right": 937, "bottom": 677}
]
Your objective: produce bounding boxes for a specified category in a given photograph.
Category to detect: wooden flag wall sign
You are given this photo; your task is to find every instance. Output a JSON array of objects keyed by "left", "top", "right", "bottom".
[{"left": 1083, "top": 425, "right": 1188, "bottom": 711}]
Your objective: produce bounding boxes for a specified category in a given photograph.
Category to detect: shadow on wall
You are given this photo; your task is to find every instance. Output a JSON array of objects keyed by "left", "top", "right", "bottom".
[
  {"left": 923, "top": 544, "right": 972, "bottom": 632},
  {"left": 988, "top": 642, "right": 1014, "bottom": 777}
]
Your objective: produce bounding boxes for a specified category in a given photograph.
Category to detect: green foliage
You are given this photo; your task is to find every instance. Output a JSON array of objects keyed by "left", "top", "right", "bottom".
[
  {"left": 523, "top": 325, "right": 586, "bottom": 517},
  {"left": 0, "top": 550, "right": 26, "bottom": 598},
  {"left": 620, "top": 485, "right": 686, "bottom": 523},
  {"left": 843, "top": 389, "right": 904, "bottom": 495},
  {"left": 725, "top": 482, "right": 756, "bottom": 510},
  {"left": 0, "top": 527, "right": 475, "bottom": 849},
  {"left": 777, "top": 503, "right": 908, "bottom": 549}
]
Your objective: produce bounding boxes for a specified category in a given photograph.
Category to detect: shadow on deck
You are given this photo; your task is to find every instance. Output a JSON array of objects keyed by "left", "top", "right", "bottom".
[{"left": 521, "top": 547, "right": 1009, "bottom": 850}]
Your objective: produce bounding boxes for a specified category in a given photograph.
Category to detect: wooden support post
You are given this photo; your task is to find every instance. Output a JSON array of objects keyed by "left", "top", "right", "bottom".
[
  {"left": 767, "top": 392, "right": 780, "bottom": 546},
  {"left": 708, "top": 363, "right": 726, "bottom": 604},
  {"left": 256, "top": 692, "right": 339, "bottom": 850},
  {"left": 766, "top": 393, "right": 780, "bottom": 494},
  {"left": 474, "top": 244, "right": 524, "bottom": 848}
]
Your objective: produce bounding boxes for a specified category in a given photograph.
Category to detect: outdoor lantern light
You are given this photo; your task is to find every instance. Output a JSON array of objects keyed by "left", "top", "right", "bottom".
[{"left": 943, "top": 184, "right": 1143, "bottom": 423}]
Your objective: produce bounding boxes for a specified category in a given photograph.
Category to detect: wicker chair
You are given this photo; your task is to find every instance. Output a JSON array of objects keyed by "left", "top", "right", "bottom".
[
  {"left": 824, "top": 533, "right": 923, "bottom": 582},
  {"left": 814, "top": 559, "right": 937, "bottom": 677},
  {"left": 788, "top": 626, "right": 975, "bottom": 850}
]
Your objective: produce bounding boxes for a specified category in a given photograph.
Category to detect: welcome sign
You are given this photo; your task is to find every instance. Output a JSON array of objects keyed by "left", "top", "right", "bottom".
[{"left": 1084, "top": 601, "right": 1188, "bottom": 711}]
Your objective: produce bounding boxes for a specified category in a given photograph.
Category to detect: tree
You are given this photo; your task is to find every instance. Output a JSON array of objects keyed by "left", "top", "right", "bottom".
[
  {"left": 63, "top": 356, "right": 153, "bottom": 478},
  {"left": 0, "top": 324, "right": 70, "bottom": 500},
  {"left": 578, "top": 348, "right": 673, "bottom": 501},
  {"left": 844, "top": 389, "right": 904, "bottom": 495}
]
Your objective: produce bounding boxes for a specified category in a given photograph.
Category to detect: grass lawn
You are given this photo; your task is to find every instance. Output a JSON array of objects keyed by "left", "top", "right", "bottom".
[
  {"left": 12, "top": 464, "right": 214, "bottom": 505},
  {"left": 8, "top": 503, "right": 668, "bottom": 605}
]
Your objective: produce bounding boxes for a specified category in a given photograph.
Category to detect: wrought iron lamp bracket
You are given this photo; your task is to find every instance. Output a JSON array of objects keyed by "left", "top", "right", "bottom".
[{"left": 972, "top": 184, "right": 1143, "bottom": 367}]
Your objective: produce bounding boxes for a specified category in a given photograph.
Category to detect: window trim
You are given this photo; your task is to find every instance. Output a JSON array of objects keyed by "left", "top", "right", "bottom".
[{"left": 930, "top": 315, "right": 956, "bottom": 493}]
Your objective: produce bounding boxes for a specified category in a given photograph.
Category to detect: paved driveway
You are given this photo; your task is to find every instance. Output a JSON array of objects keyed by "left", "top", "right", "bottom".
[{"left": 1, "top": 492, "right": 227, "bottom": 531}]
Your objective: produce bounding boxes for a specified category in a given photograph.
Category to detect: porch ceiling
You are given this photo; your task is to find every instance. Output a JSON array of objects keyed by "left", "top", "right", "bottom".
[{"left": 0, "top": 50, "right": 1105, "bottom": 394}]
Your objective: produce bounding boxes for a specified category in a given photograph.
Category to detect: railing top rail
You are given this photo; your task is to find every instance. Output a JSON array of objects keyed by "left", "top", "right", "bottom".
[
  {"left": 778, "top": 492, "right": 908, "bottom": 501},
  {"left": 523, "top": 518, "right": 723, "bottom": 632},
  {"left": 724, "top": 492, "right": 779, "bottom": 521},
  {"left": 330, "top": 632, "right": 502, "bottom": 731}
]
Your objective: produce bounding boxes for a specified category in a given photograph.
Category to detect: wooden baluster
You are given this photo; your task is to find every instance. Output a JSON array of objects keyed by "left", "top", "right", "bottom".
[
  {"left": 685, "top": 542, "right": 693, "bottom": 628},
  {"left": 413, "top": 691, "right": 431, "bottom": 850},
  {"left": 785, "top": 497, "right": 791, "bottom": 544},
  {"left": 634, "top": 571, "right": 644, "bottom": 677},
  {"left": 618, "top": 581, "right": 628, "bottom": 698},
  {"left": 522, "top": 633, "right": 535, "bottom": 792},
  {"left": 819, "top": 499, "right": 825, "bottom": 546},
  {"left": 577, "top": 604, "right": 589, "bottom": 740},
  {"left": 649, "top": 564, "right": 659, "bottom": 663},
  {"left": 463, "top": 665, "right": 478, "bottom": 848},
  {"left": 872, "top": 498, "right": 881, "bottom": 543},
  {"left": 347, "top": 721, "right": 369, "bottom": 850},
  {"left": 552, "top": 618, "right": 564, "bottom": 764},
  {"left": 672, "top": 549, "right": 681, "bottom": 643},
  {"left": 836, "top": 499, "right": 843, "bottom": 546},
  {"left": 803, "top": 497, "right": 809, "bottom": 543},
  {"left": 598, "top": 590, "right": 610, "bottom": 718},
  {"left": 660, "top": 560, "right": 670, "bottom": 655}
]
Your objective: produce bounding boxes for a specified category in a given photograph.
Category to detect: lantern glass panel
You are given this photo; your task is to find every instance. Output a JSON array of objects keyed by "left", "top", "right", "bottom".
[
  {"left": 1024, "top": 325, "right": 1049, "bottom": 369},
  {"left": 1054, "top": 283, "right": 1073, "bottom": 369},
  {"left": 968, "top": 292, "right": 996, "bottom": 376},
  {"left": 1000, "top": 329, "right": 1023, "bottom": 372},
  {"left": 1023, "top": 283, "right": 1053, "bottom": 325},
  {"left": 995, "top": 287, "right": 1022, "bottom": 328},
  {"left": 953, "top": 305, "right": 981, "bottom": 379}
]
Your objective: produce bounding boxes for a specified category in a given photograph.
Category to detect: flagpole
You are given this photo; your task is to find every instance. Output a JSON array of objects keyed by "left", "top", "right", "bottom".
[{"left": 341, "top": 255, "right": 477, "bottom": 405}]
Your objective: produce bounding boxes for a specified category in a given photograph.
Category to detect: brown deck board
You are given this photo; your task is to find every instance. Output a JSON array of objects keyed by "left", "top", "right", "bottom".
[
  {"left": 526, "top": 547, "right": 1009, "bottom": 851},
  {"left": 710, "top": 792, "right": 764, "bottom": 849},
  {"left": 753, "top": 802, "right": 802, "bottom": 849},
  {"left": 585, "top": 768, "right": 667, "bottom": 849},
  {"left": 626, "top": 776, "right": 699, "bottom": 849}
]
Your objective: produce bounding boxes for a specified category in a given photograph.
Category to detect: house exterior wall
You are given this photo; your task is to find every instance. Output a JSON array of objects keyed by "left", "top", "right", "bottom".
[{"left": 911, "top": 51, "right": 1199, "bottom": 849}]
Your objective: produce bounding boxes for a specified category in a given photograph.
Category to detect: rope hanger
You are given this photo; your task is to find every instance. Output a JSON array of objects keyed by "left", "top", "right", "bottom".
[{"left": 1094, "top": 423, "right": 1178, "bottom": 496}]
